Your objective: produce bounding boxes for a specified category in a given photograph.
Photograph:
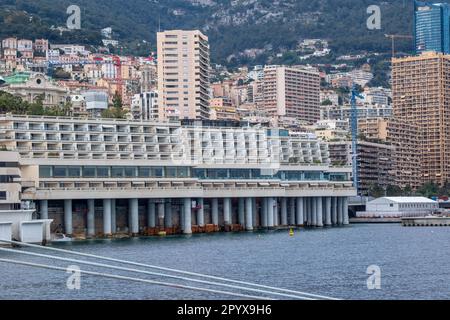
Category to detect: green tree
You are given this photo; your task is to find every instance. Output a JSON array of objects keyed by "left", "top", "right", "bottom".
[{"left": 368, "top": 184, "right": 385, "bottom": 198}]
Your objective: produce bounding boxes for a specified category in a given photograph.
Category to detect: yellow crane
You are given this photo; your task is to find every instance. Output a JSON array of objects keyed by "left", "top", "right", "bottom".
[{"left": 385, "top": 34, "right": 413, "bottom": 57}]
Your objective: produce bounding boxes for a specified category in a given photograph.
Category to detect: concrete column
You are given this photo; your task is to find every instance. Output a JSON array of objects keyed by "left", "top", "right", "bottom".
[
  {"left": 165, "top": 201, "right": 173, "bottom": 228},
  {"left": 197, "top": 198, "right": 205, "bottom": 227},
  {"left": 252, "top": 198, "right": 257, "bottom": 228},
  {"left": 296, "top": 198, "right": 304, "bottom": 226},
  {"left": 129, "top": 198, "right": 139, "bottom": 235},
  {"left": 111, "top": 199, "right": 116, "bottom": 233},
  {"left": 273, "top": 198, "right": 279, "bottom": 226},
  {"left": 238, "top": 198, "right": 245, "bottom": 227},
  {"left": 261, "top": 198, "right": 268, "bottom": 227},
  {"left": 267, "top": 198, "right": 274, "bottom": 227},
  {"left": 183, "top": 198, "right": 192, "bottom": 234},
  {"left": 316, "top": 197, "right": 324, "bottom": 227},
  {"left": 87, "top": 199, "right": 95, "bottom": 237},
  {"left": 40, "top": 200, "right": 48, "bottom": 220},
  {"left": 211, "top": 198, "right": 219, "bottom": 225},
  {"left": 245, "top": 198, "right": 253, "bottom": 231},
  {"left": 103, "top": 199, "right": 112, "bottom": 236},
  {"left": 289, "top": 198, "right": 296, "bottom": 225},
  {"left": 331, "top": 197, "right": 338, "bottom": 225},
  {"left": 64, "top": 199, "right": 73, "bottom": 236},
  {"left": 343, "top": 197, "right": 350, "bottom": 225},
  {"left": 147, "top": 200, "right": 156, "bottom": 228},
  {"left": 325, "top": 197, "right": 332, "bottom": 226},
  {"left": 337, "top": 198, "right": 344, "bottom": 225},
  {"left": 281, "top": 198, "right": 288, "bottom": 226},
  {"left": 311, "top": 198, "right": 317, "bottom": 227},
  {"left": 157, "top": 202, "right": 165, "bottom": 227},
  {"left": 223, "top": 198, "right": 232, "bottom": 225}
]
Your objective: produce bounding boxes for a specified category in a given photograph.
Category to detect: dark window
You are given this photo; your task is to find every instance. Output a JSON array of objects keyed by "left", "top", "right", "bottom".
[
  {"left": 0, "top": 191, "right": 6, "bottom": 200},
  {"left": 97, "top": 167, "right": 110, "bottom": 178},
  {"left": 82, "top": 167, "right": 96, "bottom": 178},
  {"left": 39, "top": 166, "right": 52, "bottom": 178},
  {"left": 68, "top": 167, "right": 81, "bottom": 178},
  {"left": 53, "top": 166, "right": 67, "bottom": 178}
]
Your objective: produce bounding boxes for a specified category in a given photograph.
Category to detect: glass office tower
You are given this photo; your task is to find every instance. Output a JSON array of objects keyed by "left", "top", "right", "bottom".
[{"left": 414, "top": 1, "right": 450, "bottom": 54}]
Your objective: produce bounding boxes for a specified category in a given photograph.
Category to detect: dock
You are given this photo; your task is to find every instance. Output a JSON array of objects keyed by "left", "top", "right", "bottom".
[{"left": 402, "top": 216, "right": 450, "bottom": 227}]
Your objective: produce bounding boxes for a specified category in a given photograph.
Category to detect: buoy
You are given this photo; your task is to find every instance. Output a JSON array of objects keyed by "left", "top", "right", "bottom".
[{"left": 289, "top": 228, "right": 294, "bottom": 237}]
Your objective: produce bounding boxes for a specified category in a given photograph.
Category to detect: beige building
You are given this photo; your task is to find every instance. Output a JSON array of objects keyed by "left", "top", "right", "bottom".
[
  {"left": 359, "top": 118, "right": 388, "bottom": 142},
  {"left": 157, "top": 30, "right": 210, "bottom": 120},
  {"left": 209, "top": 97, "right": 238, "bottom": 121},
  {"left": 263, "top": 65, "right": 320, "bottom": 124},
  {"left": 5, "top": 73, "right": 69, "bottom": 106},
  {"left": 389, "top": 52, "right": 450, "bottom": 189}
]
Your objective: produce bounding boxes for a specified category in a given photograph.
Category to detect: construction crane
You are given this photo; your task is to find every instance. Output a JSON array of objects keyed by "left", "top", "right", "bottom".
[
  {"left": 350, "top": 86, "right": 364, "bottom": 195},
  {"left": 384, "top": 34, "right": 413, "bottom": 57}
]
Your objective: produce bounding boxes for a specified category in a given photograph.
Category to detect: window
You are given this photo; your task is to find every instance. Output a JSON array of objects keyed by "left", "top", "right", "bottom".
[
  {"left": 124, "top": 167, "right": 137, "bottom": 177},
  {"left": 68, "top": 167, "right": 81, "bottom": 178},
  {"left": 111, "top": 167, "right": 125, "bottom": 178},
  {"left": 82, "top": 167, "right": 96, "bottom": 178},
  {"left": 0, "top": 191, "right": 6, "bottom": 200},
  {"left": 153, "top": 167, "right": 164, "bottom": 177},
  {"left": 139, "top": 167, "right": 151, "bottom": 177},
  {"left": 39, "top": 166, "right": 52, "bottom": 178},
  {"left": 97, "top": 167, "right": 110, "bottom": 178},
  {"left": 53, "top": 166, "right": 67, "bottom": 178}
]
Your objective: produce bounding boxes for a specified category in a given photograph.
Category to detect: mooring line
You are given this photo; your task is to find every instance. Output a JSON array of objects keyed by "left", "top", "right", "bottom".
[
  {"left": 0, "top": 239, "right": 340, "bottom": 300},
  {"left": 0, "top": 247, "right": 315, "bottom": 300},
  {"left": 0, "top": 258, "right": 273, "bottom": 300}
]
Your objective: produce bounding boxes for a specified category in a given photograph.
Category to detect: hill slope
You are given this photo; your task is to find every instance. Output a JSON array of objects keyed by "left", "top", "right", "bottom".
[{"left": 0, "top": 0, "right": 430, "bottom": 65}]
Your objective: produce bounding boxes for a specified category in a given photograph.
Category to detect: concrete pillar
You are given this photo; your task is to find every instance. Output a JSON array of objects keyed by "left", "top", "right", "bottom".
[
  {"left": 157, "top": 202, "right": 165, "bottom": 227},
  {"left": 165, "top": 201, "right": 173, "bottom": 228},
  {"left": 273, "top": 198, "right": 279, "bottom": 226},
  {"left": 64, "top": 199, "right": 73, "bottom": 236},
  {"left": 111, "top": 199, "right": 116, "bottom": 233},
  {"left": 281, "top": 198, "right": 288, "bottom": 226},
  {"left": 223, "top": 198, "right": 232, "bottom": 225},
  {"left": 147, "top": 200, "right": 156, "bottom": 228},
  {"left": 343, "top": 197, "right": 350, "bottom": 225},
  {"left": 289, "top": 198, "right": 296, "bottom": 225},
  {"left": 316, "top": 197, "right": 324, "bottom": 227},
  {"left": 245, "top": 198, "right": 253, "bottom": 231},
  {"left": 325, "top": 197, "right": 332, "bottom": 226},
  {"left": 87, "top": 199, "right": 95, "bottom": 237},
  {"left": 103, "top": 199, "right": 112, "bottom": 236},
  {"left": 311, "top": 198, "right": 317, "bottom": 227},
  {"left": 261, "top": 198, "right": 268, "bottom": 227},
  {"left": 238, "top": 198, "right": 245, "bottom": 227},
  {"left": 252, "top": 198, "right": 257, "bottom": 228},
  {"left": 211, "top": 198, "right": 219, "bottom": 225},
  {"left": 337, "top": 198, "right": 344, "bottom": 225},
  {"left": 267, "top": 198, "right": 274, "bottom": 227},
  {"left": 296, "top": 198, "right": 304, "bottom": 226},
  {"left": 129, "top": 199, "right": 139, "bottom": 235},
  {"left": 40, "top": 200, "right": 48, "bottom": 220},
  {"left": 197, "top": 198, "right": 205, "bottom": 227},
  {"left": 331, "top": 197, "right": 338, "bottom": 225},
  {"left": 183, "top": 198, "right": 192, "bottom": 234}
]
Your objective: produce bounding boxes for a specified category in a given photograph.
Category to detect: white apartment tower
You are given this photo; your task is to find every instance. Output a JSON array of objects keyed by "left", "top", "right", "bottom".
[{"left": 157, "top": 30, "right": 211, "bottom": 120}]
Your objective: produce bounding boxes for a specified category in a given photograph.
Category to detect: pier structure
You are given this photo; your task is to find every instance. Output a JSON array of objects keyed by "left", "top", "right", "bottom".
[{"left": 0, "top": 115, "right": 355, "bottom": 238}]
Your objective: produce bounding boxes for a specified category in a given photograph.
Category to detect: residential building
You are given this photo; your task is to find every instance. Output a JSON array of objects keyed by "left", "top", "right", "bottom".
[
  {"left": 131, "top": 91, "right": 159, "bottom": 120},
  {"left": 263, "top": 65, "right": 320, "bottom": 124},
  {"left": 157, "top": 30, "right": 210, "bottom": 120},
  {"left": 389, "top": 52, "right": 450, "bottom": 188},
  {"left": 209, "top": 97, "right": 238, "bottom": 121}
]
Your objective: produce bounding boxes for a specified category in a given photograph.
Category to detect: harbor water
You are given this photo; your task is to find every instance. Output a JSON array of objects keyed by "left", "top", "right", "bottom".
[{"left": 1, "top": 223, "right": 450, "bottom": 300}]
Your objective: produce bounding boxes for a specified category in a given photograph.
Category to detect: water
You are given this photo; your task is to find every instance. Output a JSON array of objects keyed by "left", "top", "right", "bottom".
[{"left": 1, "top": 223, "right": 450, "bottom": 300}]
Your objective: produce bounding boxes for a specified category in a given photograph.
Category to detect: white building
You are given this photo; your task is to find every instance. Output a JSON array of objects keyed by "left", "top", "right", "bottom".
[
  {"left": 357, "top": 197, "right": 439, "bottom": 218},
  {"left": 131, "top": 91, "right": 158, "bottom": 120}
]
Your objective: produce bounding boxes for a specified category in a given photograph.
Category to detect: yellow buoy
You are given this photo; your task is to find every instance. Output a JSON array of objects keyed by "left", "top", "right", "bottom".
[{"left": 289, "top": 228, "right": 294, "bottom": 237}]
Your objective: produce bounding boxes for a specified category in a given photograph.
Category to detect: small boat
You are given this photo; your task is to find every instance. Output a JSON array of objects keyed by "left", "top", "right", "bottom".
[{"left": 52, "top": 233, "right": 72, "bottom": 242}]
